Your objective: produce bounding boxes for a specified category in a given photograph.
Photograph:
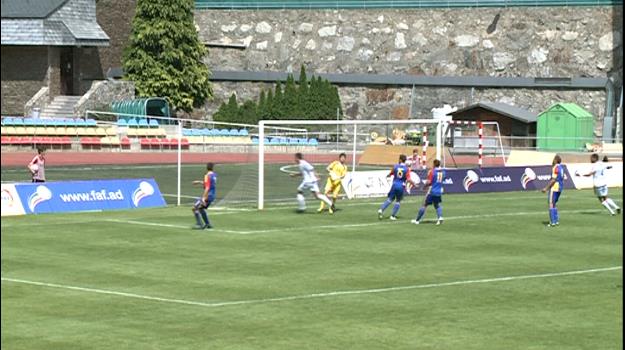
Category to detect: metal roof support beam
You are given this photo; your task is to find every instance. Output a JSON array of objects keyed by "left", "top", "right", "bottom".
[{"left": 210, "top": 70, "right": 608, "bottom": 89}]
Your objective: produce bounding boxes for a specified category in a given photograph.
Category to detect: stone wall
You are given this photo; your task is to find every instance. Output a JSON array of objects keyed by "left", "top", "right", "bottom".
[
  {"left": 195, "top": 6, "right": 622, "bottom": 136},
  {"left": 1, "top": 46, "right": 48, "bottom": 115},
  {"left": 75, "top": 80, "right": 135, "bottom": 118},
  {"left": 95, "top": 0, "right": 137, "bottom": 77}
]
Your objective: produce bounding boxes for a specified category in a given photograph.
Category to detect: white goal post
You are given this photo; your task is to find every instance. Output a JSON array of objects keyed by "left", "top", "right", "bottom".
[{"left": 257, "top": 118, "right": 446, "bottom": 210}]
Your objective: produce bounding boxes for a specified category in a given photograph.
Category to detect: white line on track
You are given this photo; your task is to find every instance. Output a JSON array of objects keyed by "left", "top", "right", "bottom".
[
  {"left": 104, "top": 208, "right": 606, "bottom": 235},
  {"left": 2, "top": 266, "right": 620, "bottom": 309}
]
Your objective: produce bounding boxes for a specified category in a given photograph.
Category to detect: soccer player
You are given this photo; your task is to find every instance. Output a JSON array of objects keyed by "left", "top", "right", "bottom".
[
  {"left": 542, "top": 154, "right": 564, "bottom": 227},
  {"left": 318, "top": 153, "right": 348, "bottom": 213},
  {"left": 378, "top": 154, "right": 417, "bottom": 220},
  {"left": 28, "top": 147, "right": 46, "bottom": 183},
  {"left": 291, "top": 153, "right": 334, "bottom": 213},
  {"left": 191, "top": 162, "right": 216, "bottom": 229},
  {"left": 411, "top": 159, "right": 446, "bottom": 225},
  {"left": 575, "top": 153, "right": 621, "bottom": 215},
  {"left": 407, "top": 148, "right": 421, "bottom": 172}
]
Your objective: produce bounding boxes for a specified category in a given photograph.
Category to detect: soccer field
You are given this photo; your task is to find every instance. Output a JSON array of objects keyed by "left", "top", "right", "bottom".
[{"left": 1, "top": 181, "right": 622, "bottom": 349}]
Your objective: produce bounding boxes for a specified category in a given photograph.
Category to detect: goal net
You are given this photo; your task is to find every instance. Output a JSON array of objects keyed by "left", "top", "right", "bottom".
[{"left": 85, "top": 110, "right": 306, "bottom": 208}]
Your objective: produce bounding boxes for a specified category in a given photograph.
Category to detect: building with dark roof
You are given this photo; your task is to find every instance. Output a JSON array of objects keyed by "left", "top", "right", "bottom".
[
  {"left": 448, "top": 101, "right": 538, "bottom": 148},
  {"left": 1, "top": 0, "right": 112, "bottom": 116}
]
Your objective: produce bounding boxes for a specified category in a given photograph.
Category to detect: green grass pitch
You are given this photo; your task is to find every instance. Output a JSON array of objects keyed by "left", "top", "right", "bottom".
[{"left": 1, "top": 164, "right": 622, "bottom": 349}]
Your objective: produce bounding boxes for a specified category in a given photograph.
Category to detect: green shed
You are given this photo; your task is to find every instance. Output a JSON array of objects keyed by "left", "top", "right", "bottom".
[
  {"left": 111, "top": 98, "right": 171, "bottom": 123},
  {"left": 537, "top": 103, "right": 594, "bottom": 151}
]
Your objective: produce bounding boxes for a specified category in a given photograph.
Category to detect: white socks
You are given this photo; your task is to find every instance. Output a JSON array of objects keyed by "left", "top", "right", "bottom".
[
  {"left": 317, "top": 194, "right": 333, "bottom": 207},
  {"left": 602, "top": 200, "right": 615, "bottom": 215},
  {"left": 297, "top": 193, "right": 306, "bottom": 210},
  {"left": 605, "top": 198, "right": 620, "bottom": 211}
]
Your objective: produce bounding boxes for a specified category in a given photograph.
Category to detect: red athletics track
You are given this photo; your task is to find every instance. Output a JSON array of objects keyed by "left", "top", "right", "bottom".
[
  {"left": 1, "top": 152, "right": 501, "bottom": 167},
  {"left": 0, "top": 152, "right": 352, "bottom": 167}
]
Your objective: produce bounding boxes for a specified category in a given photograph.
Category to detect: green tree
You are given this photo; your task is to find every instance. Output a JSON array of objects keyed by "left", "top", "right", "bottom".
[
  {"left": 122, "top": 0, "right": 212, "bottom": 113},
  {"left": 283, "top": 74, "right": 299, "bottom": 118},
  {"left": 240, "top": 100, "right": 258, "bottom": 125},
  {"left": 297, "top": 66, "right": 311, "bottom": 119},
  {"left": 272, "top": 81, "right": 285, "bottom": 119},
  {"left": 264, "top": 89, "right": 274, "bottom": 120}
]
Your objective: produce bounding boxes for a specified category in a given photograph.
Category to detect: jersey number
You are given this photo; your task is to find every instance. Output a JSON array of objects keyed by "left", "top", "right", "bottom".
[
  {"left": 396, "top": 168, "right": 404, "bottom": 178},
  {"left": 436, "top": 172, "right": 444, "bottom": 182}
]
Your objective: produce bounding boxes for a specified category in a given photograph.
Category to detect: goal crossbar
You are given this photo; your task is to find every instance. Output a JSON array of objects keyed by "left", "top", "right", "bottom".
[{"left": 258, "top": 118, "right": 446, "bottom": 209}]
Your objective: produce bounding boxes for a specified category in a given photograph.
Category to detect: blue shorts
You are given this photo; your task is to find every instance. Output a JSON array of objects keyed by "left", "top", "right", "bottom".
[
  {"left": 424, "top": 194, "right": 442, "bottom": 206},
  {"left": 548, "top": 190, "right": 561, "bottom": 207},
  {"left": 194, "top": 196, "right": 214, "bottom": 209},
  {"left": 387, "top": 186, "right": 405, "bottom": 202}
]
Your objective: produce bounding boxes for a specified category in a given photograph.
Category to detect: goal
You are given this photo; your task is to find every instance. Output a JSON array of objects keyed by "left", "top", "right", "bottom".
[{"left": 257, "top": 119, "right": 446, "bottom": 210}]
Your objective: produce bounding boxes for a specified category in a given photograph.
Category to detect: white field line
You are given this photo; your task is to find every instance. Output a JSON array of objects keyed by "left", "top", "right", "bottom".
[
  {"left": 105, "top": 208, "right": 606, "bottom": 235},
  {"left": 1, "top": 266, "right": 620, "bottom": 309}
]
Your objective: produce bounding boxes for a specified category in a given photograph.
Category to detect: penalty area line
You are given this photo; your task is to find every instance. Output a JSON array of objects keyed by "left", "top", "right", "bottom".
[{"left": 1, "top": 266, "right": 620, "bottom": 309}]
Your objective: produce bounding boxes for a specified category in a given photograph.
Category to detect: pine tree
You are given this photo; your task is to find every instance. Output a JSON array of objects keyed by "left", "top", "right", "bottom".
[
  {"left": 297, "top": 66, "right": 310, "bottom": 119},
  {"left": 272, "top": 81, "right": 284, "bottom": 119},
  {"left": 122, "top": 0, "right": 212, "bottom": 113},
  {"left": 226, "top": 93, "right": 239, "bottom": 121},
  {"left": 240, "top": 100, "right": 258, "bottom": 125},
  {"left": 265, "top": 89, "right": 274, "bottom": 120},
  {"left": 283, "top": 74, "right": 299, "bottom": 118}
]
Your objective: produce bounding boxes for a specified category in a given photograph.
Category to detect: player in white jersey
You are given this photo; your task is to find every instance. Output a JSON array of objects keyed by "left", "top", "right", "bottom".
[
  {"left": 291, "top": 153, "right": 335, "bottom": 213},
  {"left": 575, "top": 153, "right": 621, "bottom": 215}
]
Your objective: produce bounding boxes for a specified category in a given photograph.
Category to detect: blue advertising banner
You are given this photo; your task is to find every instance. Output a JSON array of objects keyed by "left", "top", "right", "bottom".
[
  {"left": 13, "top": 179, "right": 166, "bottom": 214},
  {"left": 407, "top": 165, "right": 576, "bottom": 194}
]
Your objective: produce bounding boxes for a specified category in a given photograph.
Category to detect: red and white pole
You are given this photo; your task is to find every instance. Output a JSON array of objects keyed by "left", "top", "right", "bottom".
[
  {"left": 421, "top": 126, "right": 428, "bottom": 169},
  {"left": 478, "top": 121, "right": 483, "bottom": 168}
]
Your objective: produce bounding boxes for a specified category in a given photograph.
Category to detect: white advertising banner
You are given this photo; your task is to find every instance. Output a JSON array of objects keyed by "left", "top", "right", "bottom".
[
  {"left": 1, "top": 184, "right": 26, "bottom": 216},
  {"left": 567, "top": 162, "right": 623, "bottom": 189},
  {"left": 341, "top": 170, "right": 422, "bottom": 199}
]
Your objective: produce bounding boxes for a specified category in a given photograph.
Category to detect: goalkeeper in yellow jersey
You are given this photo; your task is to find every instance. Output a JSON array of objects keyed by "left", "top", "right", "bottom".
[{"left": 318, "top": 153, "right": 348, "bottom": 214}]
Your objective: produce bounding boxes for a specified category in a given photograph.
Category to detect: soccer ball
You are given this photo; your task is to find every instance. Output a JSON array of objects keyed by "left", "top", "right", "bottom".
[{"left": 30, "top": 164, "right": 39, "bottom": 173}]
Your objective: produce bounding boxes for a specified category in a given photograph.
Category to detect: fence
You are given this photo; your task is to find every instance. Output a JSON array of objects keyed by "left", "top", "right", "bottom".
[{"left": 195, "top": 0, "right": 620, "bottom": 9}]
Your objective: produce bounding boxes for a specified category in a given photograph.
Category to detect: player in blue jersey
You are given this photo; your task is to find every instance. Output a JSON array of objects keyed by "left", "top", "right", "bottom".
[
  {"left": 412, "top": 159, "right": 446, "bottom": 225},
  {"left": 542, "top": 155, "right": 564, "bottom": 227},
  {"left": 191, "top": 162, "right": 216, "bottom": 229},
  {"left": 378, "top": 154, "right": 417, "bottom": 220}
]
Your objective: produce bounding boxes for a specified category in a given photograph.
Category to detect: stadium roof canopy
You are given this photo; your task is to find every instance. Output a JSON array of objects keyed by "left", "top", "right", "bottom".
[
  {"left": 449, "top": 102, "right": 537, "bottom": 124},
  {"left": 1, "top": 0, "right": 109, "bottom": 46}
]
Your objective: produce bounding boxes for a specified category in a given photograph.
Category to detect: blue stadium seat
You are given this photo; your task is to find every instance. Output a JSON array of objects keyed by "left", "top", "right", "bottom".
[
  {"left": 127, "top": 119, "right": 138, "bottom": 128},
  {"left": 13, "top": 117, "right": 24, "bottom": 126},
  {"left": 23, "top": 118, "right": 35, "bottom": 126},
  {"left": 270, "top": 138, "right": 281, "bottom": 145},
  {"left": 288, "top": 138, "right": 299, "bottom": 145},
  {"left": 201, "top": 128, "right": 210, "bottom": 136},
  {"left": 149, "top": 119, "right": 159, "bottom": 127},
  {"left": 251, "top": 137, "right": 259, "bottom": 144},
  {"left": 117, "top": 119, "right": 128, "bottom": 127},
  {"left": 229, "top": 128, "right": 239, "bottom": 136},
  {"left": 86, "top": 119, "right": 97, "bottom": 126},
  {"left": 182, "top": 129, "right": 192, "bottom": 136},
  {"left": 138, "top": 119, "right": 149, "bottom": 127},
  {"left": 308, "top": 138, "right": 319, "bottom": 146},
  {"left": 75, "top": 119, "right": 87, "bottom": 127},
  {"left": 219, "top": 129, "right": 230, "bottom": 136},
  {"left": 238, "top": 129, "right": 249, "bottom": 136},
  {"left": 192, "top": 129, "right": 202, "bottom": 136},
  {"left": 2, "top": 117, "right": 14, "bottom": 125},
  {"left": 208, "top": 128, "right": 218, "bottom": 136}
]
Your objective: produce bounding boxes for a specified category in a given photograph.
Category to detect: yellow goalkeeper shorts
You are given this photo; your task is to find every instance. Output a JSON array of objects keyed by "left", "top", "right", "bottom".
[{"left": 325, "top": 179, "right": 342, "bottom": 197}]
